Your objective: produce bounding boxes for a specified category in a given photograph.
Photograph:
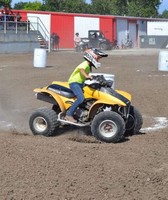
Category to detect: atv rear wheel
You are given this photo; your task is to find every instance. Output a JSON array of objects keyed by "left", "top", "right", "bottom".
[
  {"left": 125, "top": 106, "right": 143, "bottom": 136},
  {"left": 29, "top": 107, "right": 59, "bottom": 136},
  {"left": 91, "top": 111, "right": 125, "bottom": 143}
]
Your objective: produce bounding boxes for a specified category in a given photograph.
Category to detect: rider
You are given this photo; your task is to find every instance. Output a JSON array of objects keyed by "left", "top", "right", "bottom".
[{"left": 65, "top": 48, "right": 108, "bottom": 123}]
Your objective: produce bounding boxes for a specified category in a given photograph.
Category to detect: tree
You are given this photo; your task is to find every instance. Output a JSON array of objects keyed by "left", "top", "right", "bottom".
[
  {"left": 0, "top": 0, "right": 11, "bottom": 7},
  {"left": 43, "top": 0, "right": 88, "bottom": 13},
  {"left": 127, "top": 0, "right": 161, "bottom": 17},
  {"left": 13, "top": 2, "right": 27, "bottom": 9},
  {"left": 114, "top": 0, "right": 128, "bottom": 15},
  {"left": 13, "top": 1, "right": 42, "bottom": 10},
  {"left": 61, "top": 0, "right": 88, "bottom": 13},
  {"left": 23, "top": 1, "right": 42, "bottom": 11},
  {"left": 90, "top": 0, "right": 131, "bottom": 15},
  {"left": 12, "top": 0, "right": 162, "bottom": 18},
  {"left": 90, "top": 0, "right": 161, "bottom": 17},
  {"left": 159, "top": 10, "right": 168, "bottom": 18},
  {"left": 91, "top": 0, "right": 114, "bottom": 15},
  {"left": 43, "top": 0, "right": 67, "bottom": 12}
]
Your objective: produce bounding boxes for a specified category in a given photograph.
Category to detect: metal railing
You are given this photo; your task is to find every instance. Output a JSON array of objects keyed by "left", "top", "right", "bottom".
[{"left": 28, "top": 16, "right": 50, "bottom": 51}]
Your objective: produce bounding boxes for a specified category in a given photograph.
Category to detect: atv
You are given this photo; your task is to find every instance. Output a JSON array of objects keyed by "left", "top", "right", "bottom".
[
  {"left": 29, "top": 74, "right": 143, "bottom": 143},
  {"left": 81, "top": 30, "right": 112, "bottom": 51}
]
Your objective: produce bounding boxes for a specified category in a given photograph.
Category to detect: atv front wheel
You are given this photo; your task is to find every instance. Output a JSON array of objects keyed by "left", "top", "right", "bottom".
[
  {"left": 29, "top": 107, "right": 59, "bottom": 136},
  {"left": 91, "top": 111, "right": 125, "bottom": 143},
  {"left": 125, "top": 106, "right": 143, "bottom": 136}
]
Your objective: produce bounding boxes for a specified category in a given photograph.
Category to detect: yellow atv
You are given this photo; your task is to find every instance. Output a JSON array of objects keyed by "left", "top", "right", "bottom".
[{"left": 29, "top": 75, "right": 143, "bottom": 143}]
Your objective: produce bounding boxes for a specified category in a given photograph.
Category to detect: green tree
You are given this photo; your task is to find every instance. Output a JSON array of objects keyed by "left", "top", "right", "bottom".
[
  {"left": 13, "top": 1, "right": 42, "bottom": 10},
  {"left": 23, "top": 1, "right": 42, "bottom": 11},
  {"left": 43, "top": 0, "right": 89, "bottom": 12},
  {"left": 91, "top": 0, "right": 114, "bottom": 15},
  {"left": 43, "top": 0, "right": 68, "bottom": 12},
  {"left": 13, "top": 2, "right": 27, "bottom": 9},
  {"left": 0, "top": 0, "right": 11, "bottom": 7},
  {"left": 159, "top": 10, "right": 168, "bottom": 18},
  {"left": 12, "top": 0, "right": 162, "bottom": 18},
  {"left": 114, "top": 0, "right": 128, "bottom": 15},
  {"left": 127, "top": 0, "right": 160, "bottom": 17},
  {"left": 62, "top": 0, "right": 88, "bottom": 13},
  {"left": 90, "top": 0, "right": 161, "bottom": 17}
]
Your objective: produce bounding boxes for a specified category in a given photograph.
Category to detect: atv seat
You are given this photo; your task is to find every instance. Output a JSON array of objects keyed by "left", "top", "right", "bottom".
[{"left": 47, "top": 84, "right": 75, "bottom": 98}]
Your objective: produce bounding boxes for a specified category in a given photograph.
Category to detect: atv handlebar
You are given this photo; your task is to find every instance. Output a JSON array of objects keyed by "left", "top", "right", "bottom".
[{"left": 87, "top": 75, "right": 113, "bottom": 87}]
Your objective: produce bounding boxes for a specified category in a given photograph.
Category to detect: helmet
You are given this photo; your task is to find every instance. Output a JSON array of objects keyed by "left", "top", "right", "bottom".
[{"left": 83, "top": 48, "right": 108, "bottom": 69}]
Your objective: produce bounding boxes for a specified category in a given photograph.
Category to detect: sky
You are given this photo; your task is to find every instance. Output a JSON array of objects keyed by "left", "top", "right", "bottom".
[
  {"left": 11, "top": 0, "right": 168, "bottom": 14},
  {"left": 158, "top": 0, "right": 168, "bottom": 13}
]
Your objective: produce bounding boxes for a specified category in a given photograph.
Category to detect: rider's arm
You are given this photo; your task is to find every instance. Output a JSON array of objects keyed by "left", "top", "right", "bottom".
[{"left": 79, "top": 68, "right": 92, "bottom": 79}]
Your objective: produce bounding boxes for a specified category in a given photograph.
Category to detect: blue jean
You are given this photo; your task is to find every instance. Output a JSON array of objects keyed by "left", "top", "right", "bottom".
[{"left": 66, "top": 82, "right": 84, "bottom": 116}]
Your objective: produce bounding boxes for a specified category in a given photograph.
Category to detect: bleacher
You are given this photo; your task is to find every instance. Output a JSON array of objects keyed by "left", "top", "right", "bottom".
[{"left": 0, "top": 8, "right": 47, "bottom": 53}]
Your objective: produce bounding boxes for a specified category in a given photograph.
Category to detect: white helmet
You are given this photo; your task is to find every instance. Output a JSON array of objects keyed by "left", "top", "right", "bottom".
[{"left": 83, "top": 48, "right": 108, "bottom": 69}]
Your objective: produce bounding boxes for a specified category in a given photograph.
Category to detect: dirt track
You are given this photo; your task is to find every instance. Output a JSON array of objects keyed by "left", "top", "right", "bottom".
[{"left": 0, "top": 49, "right": 168, "bottom": 200}]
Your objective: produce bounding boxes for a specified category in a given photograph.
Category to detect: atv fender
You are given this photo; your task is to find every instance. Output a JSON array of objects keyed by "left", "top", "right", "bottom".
[
  {"left": 34, "top": 87, "right": 66, "bottom": 112},
  {"left": 116, "top": 90, "right": 131, "bottom": 101},
  {"left": 92, "top": 98, "right": 127, "bottom": 108},
  {"left": 88, "top": 99, "right": 126, "bottom": 119}
]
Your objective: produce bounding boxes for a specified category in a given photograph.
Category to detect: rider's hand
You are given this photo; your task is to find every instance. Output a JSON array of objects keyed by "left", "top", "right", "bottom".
[{"left": 87, "top": 75, "right": 93, "bottom": 80}]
